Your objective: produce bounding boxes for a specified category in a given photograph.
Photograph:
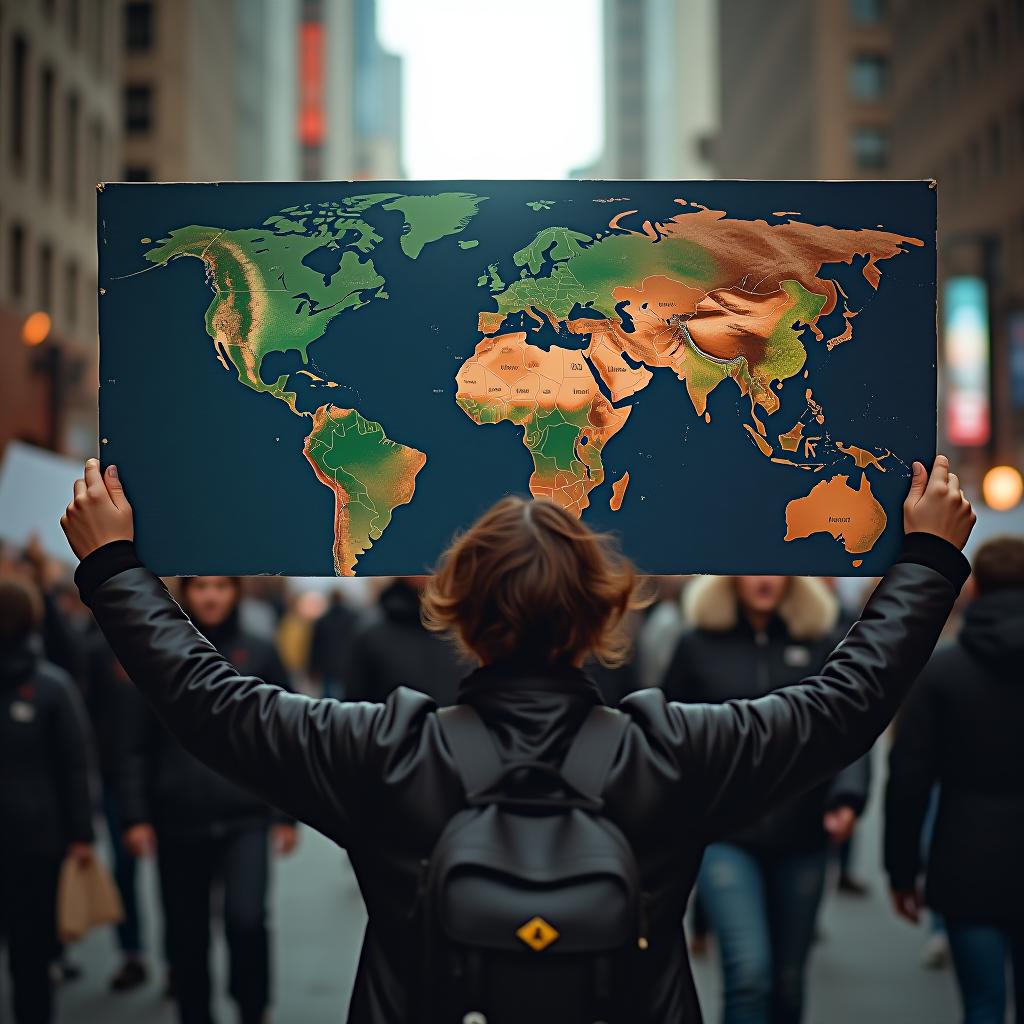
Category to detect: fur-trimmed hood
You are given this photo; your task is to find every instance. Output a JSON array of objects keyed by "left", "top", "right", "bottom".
[{"left": 683, "top": 576, "right": 839, "bottom": 642}]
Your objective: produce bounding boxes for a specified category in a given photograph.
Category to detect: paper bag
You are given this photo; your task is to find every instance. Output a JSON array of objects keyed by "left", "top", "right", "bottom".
[{"left": 57, "top": 855, "right": 124, "bottom": 944}]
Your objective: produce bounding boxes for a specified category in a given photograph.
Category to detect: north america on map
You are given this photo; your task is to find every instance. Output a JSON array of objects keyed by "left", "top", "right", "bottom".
[{"left": 98, "top": 181, "right": 936, "bottom": 576}]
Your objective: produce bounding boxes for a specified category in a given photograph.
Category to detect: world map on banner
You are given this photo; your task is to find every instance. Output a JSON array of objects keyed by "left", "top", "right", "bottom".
[{"left": 97, "top": 180, "right": 936, "bottom": 576}]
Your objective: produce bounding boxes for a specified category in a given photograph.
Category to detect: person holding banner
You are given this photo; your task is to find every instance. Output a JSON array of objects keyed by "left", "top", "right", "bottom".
[{"left": 61, "top": 456, "right": 973, "bottom": 1023}]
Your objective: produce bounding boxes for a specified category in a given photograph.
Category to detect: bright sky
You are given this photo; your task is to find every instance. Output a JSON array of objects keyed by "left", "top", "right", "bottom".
[{"left": 377, "top": 0, "right": 604, "bottom": 180}]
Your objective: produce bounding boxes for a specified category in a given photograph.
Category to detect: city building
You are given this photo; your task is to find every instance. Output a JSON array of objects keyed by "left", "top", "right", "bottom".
[
  {"left": 715, "top": 0, "right": 891, "bottom": 179},
  {"left": 582, "top": 0, "right": 716, "bottom": 181},
  {"left": 300, "top": 0, "right": 402, "bottom": 180},
  {"left": 120, "top": 0, "right": 301, "bottom": 183},
  {"left": 888, "top": 0, "right": 1024, "bottom": 471},
  {"left": 0, "top": 0, "right": 121, "bottom": 456}
]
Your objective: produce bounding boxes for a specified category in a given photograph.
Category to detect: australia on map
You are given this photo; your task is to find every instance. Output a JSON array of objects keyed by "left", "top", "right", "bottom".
[{"left": 97, "top": 180, "right": 936, "bottom": 576}]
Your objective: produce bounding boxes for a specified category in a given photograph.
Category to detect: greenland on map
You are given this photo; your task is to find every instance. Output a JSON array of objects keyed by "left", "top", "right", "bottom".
[{"left": 97, "top": 180, "right": 936, "bottom": 576}]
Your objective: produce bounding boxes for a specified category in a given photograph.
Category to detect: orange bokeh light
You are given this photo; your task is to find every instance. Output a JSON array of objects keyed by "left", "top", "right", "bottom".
[
  {"left": 982, "top": 465, "right": 1024, "bottom": 512},
  {"left": 21, "top": 311, "right": 52, "bottom": 346}
]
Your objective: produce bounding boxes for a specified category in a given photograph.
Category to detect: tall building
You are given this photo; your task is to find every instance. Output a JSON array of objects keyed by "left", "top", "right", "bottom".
[
  {"left": 715, "top": 0, "right": 891, "bottom": 179},
  {"left": 299, "top": 0, "right": 404, "bottom": 181},
  {"left": 584, "top": 0, "right": 717, "bottom": 180},
  {"left": 887, "top": 0, "right": 1024, "bottom": 468},
  {"left": 120, "top": 0, "right": 300, "bottom": 183},
  {"left": 644, "top": 0, "right": 717, "bottom": 179},
  {"left": 0, "top": 0, "right": 121, "bottom": 456}
]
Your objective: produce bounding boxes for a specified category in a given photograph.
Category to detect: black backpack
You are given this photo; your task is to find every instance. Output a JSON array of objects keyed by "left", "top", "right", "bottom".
[{"left": 416, "top": 703, "right": 648, "bottom": 1024}]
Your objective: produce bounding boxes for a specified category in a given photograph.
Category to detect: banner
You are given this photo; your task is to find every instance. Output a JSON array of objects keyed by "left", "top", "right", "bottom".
[{"left": 98, "top": 180, "right": 936, "bottom": 575}]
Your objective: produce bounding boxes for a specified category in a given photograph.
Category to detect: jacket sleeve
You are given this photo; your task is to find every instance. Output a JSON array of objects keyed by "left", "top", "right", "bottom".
[
  {"left": 76, "top": 548, "right": 429, "bottom": 847},
  {"left": 883, "top": 663, "right": 941, "bottom": 891},
  {"left": 642, "top": 535, "right": 967, "bottom": 840},
  {"left": 50, "top": 673, "right": 96, "bottom": 846}
]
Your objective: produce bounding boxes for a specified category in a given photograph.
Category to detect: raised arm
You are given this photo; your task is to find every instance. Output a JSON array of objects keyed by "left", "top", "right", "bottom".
[
  {"left": 625, "top": 457, "right": 973, "bottom": 839},
  {"left": 62, "top": 461, "right": 433, "bottom": 847}
]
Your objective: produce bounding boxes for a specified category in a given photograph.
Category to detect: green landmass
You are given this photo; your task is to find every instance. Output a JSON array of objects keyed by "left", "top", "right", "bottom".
[
  {"left": 458, "top": 239, "right": 479, "bottom": 250},
  {"left": 381, "top": 192, "right": 489, "bottom": 258},
  {"left": 526, "top": 200, "right": 556, "bottom": 211}
]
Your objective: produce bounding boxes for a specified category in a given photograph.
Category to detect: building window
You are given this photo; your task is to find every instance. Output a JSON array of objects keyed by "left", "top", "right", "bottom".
[
  {"left": 123, "top": 165, "right": 152, "bottom": 181},
  {"left": 849, "top": 55, "right": 888, "bottom": 100},
  {"left": 10, "top": 34, "right": 28, "bottom": 171},
  {"left": 38, "top": 242, "right": 54, "bottom": 311},
  {"left": 125, "top": 2, "right": 154, "bottom": 51},
  {"left": 9, "top": 224, "right": 26, "bottom": 300},
  {"left": 39, "top": 66, "right": 55, "bottom": 189},
  {"left": 65, "top": 261, "right": 79, "bottom": 327},
  {"left": 124, "top": 84, "right": 154, "bottom": 134},
  {"left": 851, "top": 126, "right": 888, "bottom": 169},
  {"left": 849, "top": 0, "right": 885, "bottom": 24},
  {"left": 65, "top": 91, "right": 81, "bottom": 208}
]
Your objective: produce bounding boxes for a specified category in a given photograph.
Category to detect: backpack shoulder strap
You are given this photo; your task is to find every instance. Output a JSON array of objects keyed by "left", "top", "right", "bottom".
[
  {"left": 437, "top": 704, "right": 504, "bottom": 800},
  {"left": 559, "top": 705, "right": 629, "bottom": 804}
]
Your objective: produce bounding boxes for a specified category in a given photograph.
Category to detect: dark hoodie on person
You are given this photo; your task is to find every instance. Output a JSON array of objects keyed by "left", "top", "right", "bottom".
[
  {"left": 885, "top": 586, "right": 1024, "bottom": 925},
  {"left": 347, "top": 579, "right": 473, "bottom": 707},
  {"left": 0, "top": 640, "right": 95, "bottom": 859}
]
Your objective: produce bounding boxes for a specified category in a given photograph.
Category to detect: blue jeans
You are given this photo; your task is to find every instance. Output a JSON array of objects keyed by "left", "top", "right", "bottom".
[
  {"left": 698, "top": 843, "right": 828, "bottom": 1024},
  {"left": 946, "top": 921, "right": 1023, "bottom": 1024}
]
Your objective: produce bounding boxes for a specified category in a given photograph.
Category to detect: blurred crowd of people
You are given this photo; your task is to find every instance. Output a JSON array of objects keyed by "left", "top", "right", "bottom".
[{"left": 1, "top": 537, "right": 1021, "bottom": 1024}]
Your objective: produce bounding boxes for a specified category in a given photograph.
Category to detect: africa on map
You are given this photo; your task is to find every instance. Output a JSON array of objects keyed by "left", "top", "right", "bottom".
[{"left": 97, "top": 180, "right": 936, "bottom": 576}]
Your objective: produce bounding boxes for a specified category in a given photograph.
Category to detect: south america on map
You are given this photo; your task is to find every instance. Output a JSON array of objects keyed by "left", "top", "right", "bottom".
[{"left": 97, "top": 180, "right": 936, "bottom": 576}]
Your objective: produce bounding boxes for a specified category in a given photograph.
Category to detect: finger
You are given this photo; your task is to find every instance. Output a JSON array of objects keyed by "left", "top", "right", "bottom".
[
  {"left": 904, "top": 461, "right": 927, "bottom": 506},
  {"left": 926, "top": 454, "right": 950, "bottom": 491},
  {"left": 74, "top": 478, "right": 87, "bottom": 501},
  {"left": 84, "top": 458, "right": 104, "bottom": 489},
  {"left": 948, "top": 473, "right": 960, "bottom": 497},
  {"left": 104, "top": 464, "right": 129, "bottom": 512}
]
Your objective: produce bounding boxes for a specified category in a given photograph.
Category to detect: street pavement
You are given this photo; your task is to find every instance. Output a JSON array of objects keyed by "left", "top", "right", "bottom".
[{"left": 42, "top": 743, "right": 963, "bottom": 1023}]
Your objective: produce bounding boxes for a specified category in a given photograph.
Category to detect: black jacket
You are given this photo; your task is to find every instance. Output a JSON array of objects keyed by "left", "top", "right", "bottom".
[
  {"left": 884, "top": 586, "right": 1024, "bottom": 925},
  {"left": 662, "top": 580, "right": 869, "bottom": 852},
  {"left": 0, "top": 642, "right": 95, "bottom": 860},
  {"left": 347, "top": 580, "right": 473, "bottom": 707},
  {"left": 77, "top": 535, "right": 967, "bottom": 1024},
  {"left": 118, "top": 608, "right": 294, "bottom": 838}
]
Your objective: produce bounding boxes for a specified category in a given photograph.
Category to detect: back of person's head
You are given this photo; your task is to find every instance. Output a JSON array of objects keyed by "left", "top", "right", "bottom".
[
  {"left": 972, "top": 535, "right": 1024, "bottom": 595},
  {"left": 0, "top": 575, "right": 43, "bottom": 650},
  {"left": 423, "top": 496, "right": 645, "bottom": 668}
]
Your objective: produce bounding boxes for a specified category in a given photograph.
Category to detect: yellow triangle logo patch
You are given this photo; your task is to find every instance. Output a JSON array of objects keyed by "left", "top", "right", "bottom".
[{"left": 515, "top": 916, "right": 560, "bottom": 952}]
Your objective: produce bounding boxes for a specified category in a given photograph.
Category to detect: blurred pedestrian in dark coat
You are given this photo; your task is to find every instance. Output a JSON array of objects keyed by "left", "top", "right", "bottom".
[
  {"left": 886, "top": 536, "right": 1024, "bottom": 1024},
  {"left": 0, "top": 576, "right": 95, "bottom": 1024}
]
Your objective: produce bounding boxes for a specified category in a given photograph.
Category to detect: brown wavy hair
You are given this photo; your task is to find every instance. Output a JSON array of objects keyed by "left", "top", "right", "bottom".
[{"left": 422, "top": 496, "right": 648, "bottom": 667}]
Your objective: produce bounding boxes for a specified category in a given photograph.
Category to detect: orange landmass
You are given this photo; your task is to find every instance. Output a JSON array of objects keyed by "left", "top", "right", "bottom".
[
  {"left": 835, "top": 441, "right": 889, "bottom": 472},
  {"left": 585, "top": 336, "right": 652, "bottom": 400},
  {"left": 609, "top": 472, "right": 630, "bottom": 512},
  {"left": 778, "top": 421, "right": 805, "bottom": 452},
  {"left": 478, "top": 311, "right": 504, "bottom": 334},
  {"left": 743, "top": 423, "right": 773, "bottom": 458},
  {"left": 456, "top": 332, "right": 598, "bottom": 413},
  {"left": 784, "top": 474, "right": 887, "bottom": 557}
]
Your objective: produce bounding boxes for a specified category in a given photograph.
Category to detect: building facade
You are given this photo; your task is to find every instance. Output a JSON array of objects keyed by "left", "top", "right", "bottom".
[
  {"left": 715, "top": 0, "right": 890, "bottom": 179},
  {"left": 0, "top": 0, "right": 121, "bottom": 455},
  {"left": 888, "top": 0, "right": 1024, "bottom": 469}
]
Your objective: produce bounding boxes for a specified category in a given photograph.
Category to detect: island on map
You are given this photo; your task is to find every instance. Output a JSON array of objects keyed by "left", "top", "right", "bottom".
[{"left": 784, "top": 474, "right": 887, "bottom": 563}]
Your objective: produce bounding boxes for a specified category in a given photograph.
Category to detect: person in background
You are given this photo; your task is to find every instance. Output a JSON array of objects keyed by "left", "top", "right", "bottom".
[
  {"left": 308, "top": 589, "right": 361, "bottom": 700},
  {"left": 83, "top": 633, "right": 149, "bottom": 991},
  {"left": 119, "top": 575, "right": 299, "bottom": 1024},
  {"left": 347, "top": 576, "right": 473, "bottom": 706},
  {"left": 886, "top": 535, "right": 1024, "bottom": 1024},
  {"left": 662, "top": 574, "right": 869, "bottom": 1024},
  {"left": 0, "top": 575, "right": 96, "bottom": 1024}
]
